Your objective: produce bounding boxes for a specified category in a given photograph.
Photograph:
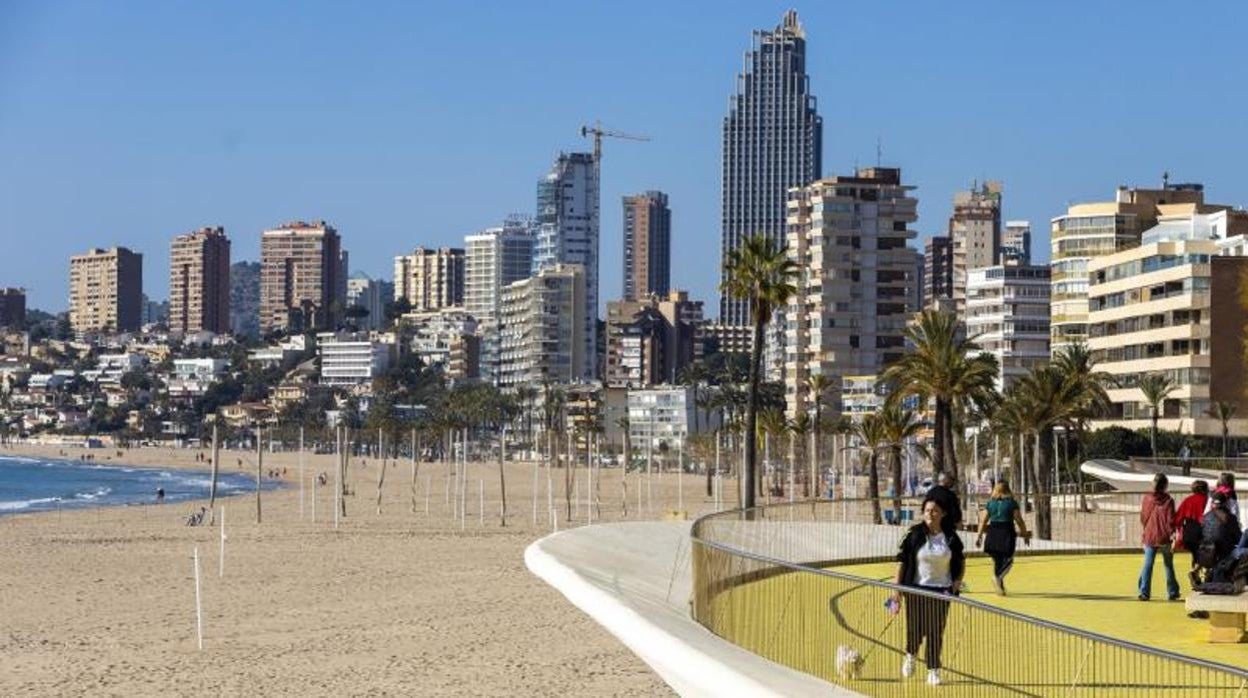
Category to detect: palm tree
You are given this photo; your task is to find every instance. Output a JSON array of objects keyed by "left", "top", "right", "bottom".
[
  {"left": 720, "top": 234, "right": 797, "bottom": 509},
  {"left": 850, "top": 413, "right": 887, "bottom": 524},
  {"left": 999, "top": 366, "right": 1082, "bottom": 539},
  {"left": 804, "top": 373, "right": 834, "bottom": 498},
  {"left": 880, "top": 310, "right": 998, "bottom": 476},
  {"left": 1137, "top": 372, "right": 1176, "bottom": 458},
  {"left": 878, "top": 401, "right": 927, "bottom": 524},
  {"left": 757, "top": 408, "right": 789, "bottom": 498},
  {"left": 1208, "top": 401, "right": 1238, "bottom": 465},
  {"left": 1051, "top": 343, "right": 1112, "bottom": 510},
  {"left": 616, "top": 415, "right": 631, "bottom": 516},
  {"left": 514, "top": 385, "right": 539, "bottom": 453}
]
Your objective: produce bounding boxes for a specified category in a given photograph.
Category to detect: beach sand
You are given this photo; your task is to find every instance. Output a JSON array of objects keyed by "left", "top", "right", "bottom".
[{"left": 0, "top": 442, "right": 741, "bottom": 696}]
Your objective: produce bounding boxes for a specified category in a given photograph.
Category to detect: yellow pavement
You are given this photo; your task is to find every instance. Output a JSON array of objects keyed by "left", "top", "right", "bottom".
[{"left": 840, "top": 553, "right": 1247, "bottom": 669}]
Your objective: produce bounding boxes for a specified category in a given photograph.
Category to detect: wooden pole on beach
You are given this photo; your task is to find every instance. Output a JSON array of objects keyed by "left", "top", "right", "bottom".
[
  {"left": 193, "top": 546, "right": 204, "bottom": 650},
  {"left": 208, "top": 424, "right": 220, "bottom": 523},
  {"left": 299, "top": 427, "right": 305, "bottom": 519},
  {"left": 375, "top": 428, "right": 387, "bottom": 515},
  {"left": 410, "top": 429, "right": 418, "bottom": 514},
  {"left": 498, "top": 425, "right": 508, "bottom": 527},
  {"left": 255, "top": 427, "right": 263, "bottom": 524},
  {"left": 334, "top": 427, "right": 341, "bottom": 529},
  {"left": 218, "top": 506, "right": 226, "bottom": 577},
  {"left": 678, "top": 438, "right": 684, "bottom": 513}
]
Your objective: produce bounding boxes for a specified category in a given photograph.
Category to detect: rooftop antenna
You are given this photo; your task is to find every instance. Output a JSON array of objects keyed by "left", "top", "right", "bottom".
[{"left": 876, "top": 136, "right": 882, "bottom": 167}]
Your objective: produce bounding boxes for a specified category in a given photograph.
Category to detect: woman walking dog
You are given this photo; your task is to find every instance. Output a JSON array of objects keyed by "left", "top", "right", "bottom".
[
  {"left": 976, "top": 480, "right": 1030, "bottom": 595},
  {"left": 890, "top": 497, "right": 965, "bottom": 687}
]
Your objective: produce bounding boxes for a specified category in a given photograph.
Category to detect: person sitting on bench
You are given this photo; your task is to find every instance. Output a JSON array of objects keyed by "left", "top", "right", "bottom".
[{"left": 1196, "top": 492, "right": 1241, "bottom": 588}]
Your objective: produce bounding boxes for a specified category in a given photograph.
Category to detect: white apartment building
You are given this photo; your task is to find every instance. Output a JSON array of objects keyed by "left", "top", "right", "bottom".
[
  {"left": 346, "top": 275, "right": 391, "bottom": 331},
  {"left": 497, "top": 264, "right": 586, "bottom": 389},
  {"left": 966, "top": 265, "right": 1051, "bottom": 391},
  {"left": 627, "top": 387, "right": 712, "bottom": 451},
  {"left": 403, "top": 308, "right": 480, "bottom": 382},
  {"left": 784, "top": 167, "right": 920, "bottom": 420},
  {"left": 317, "top": 332, "right": 395, "bottom": 387},
  {"left": 464, "top": 218, "right": 535, "bottom": 384},
  {"left": 1087, "top": 209, "right": 1248, "bottom": 435},
  {"left": 167, "top": 358, "right": 228, "bottom": 399}
]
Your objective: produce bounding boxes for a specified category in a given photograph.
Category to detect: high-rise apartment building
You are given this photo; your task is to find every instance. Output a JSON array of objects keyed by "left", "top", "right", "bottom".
[
  {"left": 259, "top": 221, "right": 344, "bottom": 334},
  {"left": 394, "top": 247, "right": 465, "bottom": 312},
  {"left": 784, "top": 167, "right": 920, "bottom": 419},
  {"left": 1050, "top": 182, "right": 1217, "bottom": 353},
  {"left": 720, "top": 10, "right": 822, "bottom": 326},
  {"left": 622, "top": 191, "right": 671, "bottom": 301},
  {"left": 465, "top": 218, "right": 535, "bottom": 384},
  {"left": 346, "top": 274, "right": 390, "bottom": 331},
  {"left": 534, "top": 153, "right": 599, "bottom": 378},
  {"left": 69, "top": 247, "right": 143, "bottom": 335},
  {"left": 229, "top": 261, "right": 261, "bottom": 338},
  {"left": 604, "top": 290, "right": 703, "bottom": 388},
  {"left": 965, "top": 265, "right": 1051, "bottom": 391},
  {"left": 497, "top": 264, "right": 586, "bottom": 389},
  {"left": 1002, "top": 220, "right": 1032, "bottom": 266},
  {"left": 169, "top": 226, "right": 231, "bottom": 335},
  {"left": 923, "top": 236, "right": 954, "bottom": 311},
  {"left": 949, "top": 181, "right": 1003, "bottom": 316},
  {"left": 1087, "top": 209, "right": 1248, "bottom": 435},
  {"left": 0, "top": 288, "right": 26, "bottom": 329}
]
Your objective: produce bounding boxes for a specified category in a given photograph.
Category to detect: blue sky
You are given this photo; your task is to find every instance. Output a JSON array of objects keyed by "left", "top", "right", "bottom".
[{"left": 2, "top": 1, "right": 1246, "bottom": 313}]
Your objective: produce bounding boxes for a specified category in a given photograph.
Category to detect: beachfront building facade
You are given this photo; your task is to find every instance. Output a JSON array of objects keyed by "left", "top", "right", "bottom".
[
  {"left": 403, "top": 308, "right": 480, "bottom": 383},
  {"left": 949, "top": 181, "right": 1002, "bottom": 318},
  {"left": 169, "top": 226, "right": 231, "bottom": 335},
  {"left": 841, "top": 375, "right": 887, "bottom": 423},
  {"left": 317, "top": 332, "right": 395, "bottom": 387},
  {"left": 604, "top": 291, "right": 703, "bottom": 389},
  {"left": 259, "top": 221, "right": 345, "bottom": 334},
  {"left": 167, "top": 358, "right": 228, "bottom": 401},
  {"left": 465, "top": 218, "right": 535, "bottom": 384},
  {"left": 1087, "top": 209, "right": 1248, "bottom": 436},
  {"left": 69, "top": 247, "right": 143, "bottom": 336},
  {"left": 966, "top": 264, "right": 1052, "bottom": 392},
  {"left": 497, "top": 264, "right": 587, "bottom": 390},
  {"left": 394, "top": 246, "right": 465, "bottom": 312},
  {"left": 534, "top": 153, "right": 600, "bottom": 379},
  {"left": 626, "top": 386, "right": 716, "bottom": 452},
  {"left": 1002, "top": 220, "right": 1032, "bottom": 266},
  {"left": 783, "top": 167, "right": 920, "bottom": 420},
  {"left": 1049, "top": 183, "right": 1217, "bottom": 354},
  {"left": 923, "top": 236, "right": 954, "bottom": 312}
]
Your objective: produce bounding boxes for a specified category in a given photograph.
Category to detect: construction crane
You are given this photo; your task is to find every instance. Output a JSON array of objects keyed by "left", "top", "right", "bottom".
[{"left": 580, "top": 121, "right": 650, "bottom": 169}]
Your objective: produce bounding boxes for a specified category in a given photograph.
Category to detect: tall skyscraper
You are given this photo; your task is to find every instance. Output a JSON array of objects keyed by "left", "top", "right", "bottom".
[
  {"left": 259, "top": 221, "right": 344, "bottom": 334},
  {"left": 720, "top": 10, "right": 822, "bottom": 326},
  {"left": 784, "top": 168, "right": 919, "bottom": 419},
  {"left": 465, "top": 217, "right": 535, "bottom": 384},
  {"left": 346, "top": 274, "right": 389, "bottom": 331},
  {"left": 229, "top": 261, "right": 261, "bottom": 338},
  {"left": 1050, "top": 182, "right": 1214, "bottom": 352},
  {"left": 622, "top": 191, "right": 671, "bottom": 301},
  {"left": 1002, "top": 220, "right": 1032, "bottom": 265},
  {"left": 169, "top": 226, "right": 231, "bottom": 335},
  {"left": 394, "top": 247, "right": 466, "bottom": 311},
  {"left": 69, "top": 247, "right": 143, "bottom": 335},
  {"left": 923, "top": 236, "right": 954, "bottom": 311},
  {"left": 534, "top": 152, "right": 599, "bottom": 380},
  {"left": 949, "top": 181, "right": 1003, "bottom": 316}
]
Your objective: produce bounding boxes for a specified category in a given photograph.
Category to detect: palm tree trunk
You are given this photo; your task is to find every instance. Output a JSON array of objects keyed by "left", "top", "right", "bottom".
[
  {"left": 498, "top": 426, "right": 507, "bottom": 527},
  {"left": 890, "top": 448, "right": 902, "bottom": 523},
  {"left": 933, "top": 399, "right": 947, "bottom": 475},
  {"left": 1035, "top": 427, "right": 1054, "bottom": 540},
  {"left": 868, "top": 452, "right": 882, "bottom": 525},
  {"left": 941, "top": 399, "right": 958, "bottom": 477},
  {"left": 1151, "top": 414, "right": 1159, "bottom": 458},
  {"left": 743, "top": 318, "right": 765, "bottom": 511}
]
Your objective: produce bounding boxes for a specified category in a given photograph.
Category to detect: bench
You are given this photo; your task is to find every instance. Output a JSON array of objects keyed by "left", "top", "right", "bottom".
[{"left": 1186, "top": 591, "right": 1248, "bottom": 643}]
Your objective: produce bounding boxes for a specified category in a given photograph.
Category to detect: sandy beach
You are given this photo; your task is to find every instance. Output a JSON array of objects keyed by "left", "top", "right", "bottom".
[{"left": 0, "top": 442, "right": 735, "bottom": 696}]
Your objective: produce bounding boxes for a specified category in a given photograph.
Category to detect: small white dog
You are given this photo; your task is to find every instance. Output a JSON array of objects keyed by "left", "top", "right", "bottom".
[{"left": 835, "top": 644, "right": 864, "bottom": 680}]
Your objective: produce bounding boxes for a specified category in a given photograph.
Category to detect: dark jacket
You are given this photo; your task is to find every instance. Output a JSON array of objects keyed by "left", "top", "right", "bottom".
[
  {"left": 926, "top": 485, "right": 963, "bottom": 533},
  {"left": 1202, "top": 508, "right": 1241, "bottom": 566},
  {"left": 896, "top": 523, "right": 965, "bottom": 588}
]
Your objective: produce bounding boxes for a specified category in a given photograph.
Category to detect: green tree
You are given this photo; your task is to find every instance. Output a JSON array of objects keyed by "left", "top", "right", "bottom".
[
  {"left": 719, "top": 234, "right": 796, "bottom": 510},
  {"left": 1137, "top": 372, "right": 1177, "bottom": 457},
  {"left": 850, "top": 413, "right": 887, "bottom": 525},
  {"left": 879, "top": 401, "right": 927, "bottom": 524},
  {"left": 1051, "top": 342, "right": 1113, "bottom": 508},
  {"left": 880, "top": 310, "right": 998, "bottom": 476},
  {"left": 804, "top": 373, "right": 834, "bottom": 498},
  {"left": 1207, "top": 401, "right": 1238, "bottom": 464}
]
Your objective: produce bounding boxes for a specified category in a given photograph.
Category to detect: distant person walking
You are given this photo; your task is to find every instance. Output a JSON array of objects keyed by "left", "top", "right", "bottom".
[
  {"left": 1138, "top": 473, "right": 1180, "bottom": 602},
  {"left": 890, "top": 497, "right": 965, "bottom": 687},
  {"left": 925, "top": 472, "right": 963, "bottom": 536},
  {"left": 1174, "top": 480, "right": 1209, "bottom": 585},
  {"left": 975, "top": 480, "right": 1030, "bottom": 595}
]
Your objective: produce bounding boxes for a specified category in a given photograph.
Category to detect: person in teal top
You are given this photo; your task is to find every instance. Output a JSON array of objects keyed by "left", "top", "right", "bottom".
[{"left": 976, "top": 480, "right": 1031, "bottom": 595}]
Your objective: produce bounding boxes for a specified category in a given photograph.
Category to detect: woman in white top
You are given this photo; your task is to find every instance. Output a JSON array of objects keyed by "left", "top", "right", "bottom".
[{"left": 889, "top": 498, "right": 966, "bottom": 687}]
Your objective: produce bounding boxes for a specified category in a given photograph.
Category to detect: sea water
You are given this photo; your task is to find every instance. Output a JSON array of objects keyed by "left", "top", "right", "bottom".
[{"left": 0, "top": 455, "right": 271, "bottom": 514}]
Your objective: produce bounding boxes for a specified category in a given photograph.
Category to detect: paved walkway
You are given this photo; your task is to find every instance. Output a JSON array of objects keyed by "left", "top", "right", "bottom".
[{"left": 525, "top": 521, "right": 860, "bottom": 697}]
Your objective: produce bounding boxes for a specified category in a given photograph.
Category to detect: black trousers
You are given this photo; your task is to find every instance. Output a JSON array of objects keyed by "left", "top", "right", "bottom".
[
  {"left": 904, "top": 586, "right": 951, "bottom": 670},
  {"left": 985, "top": 521, "right": 1017, "bottom": 579}
]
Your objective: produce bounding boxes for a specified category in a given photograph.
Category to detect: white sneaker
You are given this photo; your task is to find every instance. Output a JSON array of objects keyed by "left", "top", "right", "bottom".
[
  {"left": 927, "top": 669, "right": 941, "bottom": 686},
  {"left": 901, "top": 653, "right": 915, "bottom": 678}
]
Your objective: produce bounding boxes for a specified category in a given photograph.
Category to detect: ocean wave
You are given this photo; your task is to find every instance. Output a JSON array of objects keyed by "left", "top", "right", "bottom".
[
  {"left": 75, "top": 487, "right": 112, "bottom": 501},
  {"left": 0, "top": 496, "right": 62, "bottom": 511}
]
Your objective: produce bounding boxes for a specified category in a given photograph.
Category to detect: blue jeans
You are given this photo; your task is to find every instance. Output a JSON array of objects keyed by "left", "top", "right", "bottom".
[{"left": 1139, "top": 544, "right": 1180, "bottom": 599}]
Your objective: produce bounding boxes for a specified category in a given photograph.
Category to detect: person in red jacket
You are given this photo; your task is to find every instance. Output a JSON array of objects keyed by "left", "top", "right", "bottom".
[
  {"left": 1174, "top": 479, "right": 1209, "bottom": 588},
  {"left": 1139, "top": 473, "right": 1180, "bottom": 601}
]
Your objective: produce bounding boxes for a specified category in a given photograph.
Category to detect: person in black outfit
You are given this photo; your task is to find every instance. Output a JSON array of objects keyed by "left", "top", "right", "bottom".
[
  {"left": 889, "top": 497, "right": 965, "bottom": 686},
  {"left": 925, "top": 471, "right": 962, "bottom": 536}
]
